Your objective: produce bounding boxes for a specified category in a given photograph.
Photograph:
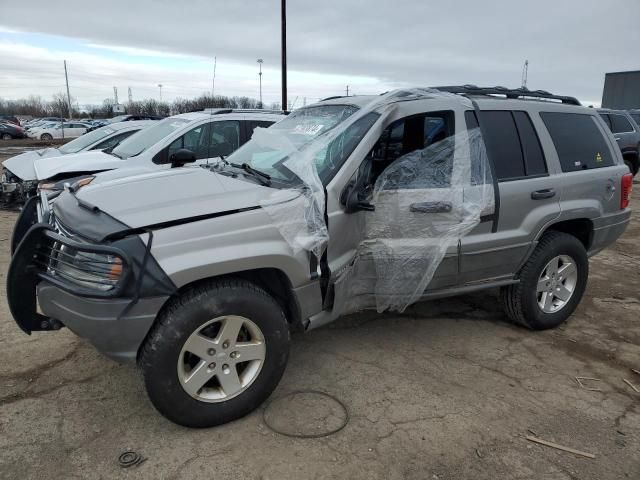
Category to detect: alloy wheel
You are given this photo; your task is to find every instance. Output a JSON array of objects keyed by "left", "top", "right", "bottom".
[
  {"left": 536, "top": 254, "right": 578, "bottom": 313},
  {"left": 177, "top": 315, "right": 266, "bottom": 403}
]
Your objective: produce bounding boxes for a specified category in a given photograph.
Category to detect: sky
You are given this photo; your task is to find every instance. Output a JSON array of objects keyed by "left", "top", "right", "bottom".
[{"left": 0, "top": 0, "right": 638, "bottom": 109}]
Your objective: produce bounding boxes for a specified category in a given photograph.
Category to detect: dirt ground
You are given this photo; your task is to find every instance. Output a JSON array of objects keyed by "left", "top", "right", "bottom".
[{"left": 0, "top": 154, "right": 638, "bottom": 479}]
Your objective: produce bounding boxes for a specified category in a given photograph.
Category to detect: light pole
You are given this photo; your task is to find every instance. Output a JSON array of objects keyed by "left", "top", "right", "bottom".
[
  {"left": 158, "top": 84, "right": 163, "bottom": 101},
  {"left": 257, "top": 59, "right": 263, "bottom": 108},
  {"left": 281, "top": 0, "right": 287, "bottom": 111}
]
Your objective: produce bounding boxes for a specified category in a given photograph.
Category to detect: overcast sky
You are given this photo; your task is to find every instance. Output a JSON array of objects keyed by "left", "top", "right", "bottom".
[{"left": 1, "top": 0, "right": 638, "bottom": 108}]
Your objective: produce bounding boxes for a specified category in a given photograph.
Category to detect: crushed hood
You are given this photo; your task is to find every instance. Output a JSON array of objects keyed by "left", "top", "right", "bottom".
[
  {"left": 75, "top": 166, "right": 271, "bottom": 228},
  {"left": 33, "top": 150, "right": 125, "bottom": 181},
  {"left": 3, "top": 148, "right": 61, "bottom": 180}
]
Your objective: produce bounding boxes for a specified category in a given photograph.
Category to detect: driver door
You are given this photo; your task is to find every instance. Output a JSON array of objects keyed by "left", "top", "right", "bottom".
[{"left": 326, "top": 106, "right": 469, "bottom": 315}]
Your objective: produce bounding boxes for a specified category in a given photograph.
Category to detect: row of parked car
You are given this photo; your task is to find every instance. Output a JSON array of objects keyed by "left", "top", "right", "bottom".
[
  {"left": 0, "top": 114, "right": 165, "bottom": 140},
  {"left": 5, "top": 85, "right": 634, "bottom": 429}
]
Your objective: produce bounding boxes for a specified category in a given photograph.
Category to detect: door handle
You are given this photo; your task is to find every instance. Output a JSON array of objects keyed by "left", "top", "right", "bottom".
[
  {"left": 410, "top": 201, "right": 452, "bottom": 213},
  {"left": 531, "top": 188, "right": 556, "bottom": 200}
]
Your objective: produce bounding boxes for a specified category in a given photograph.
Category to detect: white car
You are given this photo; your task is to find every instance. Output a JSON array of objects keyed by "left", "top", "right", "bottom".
[
  {"left": 30, "top": 109, "right": 285, "bottom": 186},
  {"left": 27, "top": 121, "right": 92, "bottom": 140},
  {"left": 2, "top": 121, "right": 156, "bottom": 205}
]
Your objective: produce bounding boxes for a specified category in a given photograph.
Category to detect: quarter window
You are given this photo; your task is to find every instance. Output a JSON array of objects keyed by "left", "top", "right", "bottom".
[{"left": 541, "top": 112, "right": 614, "bottom": 171}]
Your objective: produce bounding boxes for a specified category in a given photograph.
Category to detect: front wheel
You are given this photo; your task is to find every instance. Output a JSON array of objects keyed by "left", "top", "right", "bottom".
[
  {"left": 1, "top": 133, "right": 12, "bottom": 140},
  {"left": 501, "top": 231, "right": 588, "bottom": 330},
  {"left": 40, "top": 133, "right": 53, "bottom": 141},
  {"left": 139, "top": 279, "right": 290, "bottom": 427}
]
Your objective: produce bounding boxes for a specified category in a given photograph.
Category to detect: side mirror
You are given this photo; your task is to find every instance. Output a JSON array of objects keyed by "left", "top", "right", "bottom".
[
  {"left": 168, "top": 148, "right": 196, "bottom": 167},
  {"left": 342, "top": 181, "right": 375, "bottom": 214}
]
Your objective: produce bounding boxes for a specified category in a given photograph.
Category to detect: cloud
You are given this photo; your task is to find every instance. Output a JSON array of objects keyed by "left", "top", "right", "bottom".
[{"left": 1, "top": 0, "right": 639, "bottom": 105}]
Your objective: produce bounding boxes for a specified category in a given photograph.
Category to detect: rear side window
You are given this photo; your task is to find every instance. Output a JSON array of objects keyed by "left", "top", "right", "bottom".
[
  {"left": 479, "top": 111, "right": 524, "bottom": 180},
  {"left": 512, "top": 111, "right": 547, "bottom": 176},
  {"left": 466, "top": 110, "right": 547, "bottom": 181},
  {"left": 541, "top": 112, "right": 614, "bottom": 171},
  {"left": 610, "top": 114, "right": 634, "bottom": 133}
]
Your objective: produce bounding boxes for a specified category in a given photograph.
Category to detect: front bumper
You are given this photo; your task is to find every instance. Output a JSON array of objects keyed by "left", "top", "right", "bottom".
[
  {"left": 8, "top": 222, "right": 175, "bottom": 362},
  {"left": 38, "top": 283, "right": 167, "bottom": 362}
]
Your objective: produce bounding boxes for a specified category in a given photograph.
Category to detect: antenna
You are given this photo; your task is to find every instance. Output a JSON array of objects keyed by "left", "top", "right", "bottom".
[{"left": 521, "top": 60, "right": 529, "bottom": 89}]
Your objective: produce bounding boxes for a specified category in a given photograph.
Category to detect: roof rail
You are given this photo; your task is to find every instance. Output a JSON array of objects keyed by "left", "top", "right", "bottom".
[
  {"left": 201, "top": 108, "right": 288, "bottom": 115},
  {"left": 433, "top": 85, "right": 581, "bottom": 106}
]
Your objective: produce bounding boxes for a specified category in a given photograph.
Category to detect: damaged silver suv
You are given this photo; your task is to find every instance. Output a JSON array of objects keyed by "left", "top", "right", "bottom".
[{"left": 8, "top": 86, "right": 632, "bottom": 427}]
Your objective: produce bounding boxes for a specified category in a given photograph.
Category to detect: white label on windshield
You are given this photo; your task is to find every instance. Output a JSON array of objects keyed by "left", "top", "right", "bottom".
[{"left": 293, "top": 124, "right": 324, "bottom": 136}]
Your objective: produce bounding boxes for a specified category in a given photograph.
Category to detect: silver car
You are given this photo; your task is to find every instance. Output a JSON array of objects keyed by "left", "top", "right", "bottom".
[{"left": 8, "top": 86, "right": 632, "bottom": 428}]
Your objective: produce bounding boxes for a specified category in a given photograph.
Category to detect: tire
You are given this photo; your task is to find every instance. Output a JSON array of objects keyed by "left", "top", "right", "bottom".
[
  {"left": 40, "top": 133, "right": 53, "bottom": 141},
  {"left": 501, "top": 231, "right": 588, "bottom": 330},
  {"left": 139, "top": 278, "right": 290, "bottom": 428},
  {"left": 1, "top": 133, "right": 12, "bottom": 140}
]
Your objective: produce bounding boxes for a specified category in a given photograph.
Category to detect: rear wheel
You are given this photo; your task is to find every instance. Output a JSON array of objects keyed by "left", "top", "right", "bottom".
[
  {"left": 40, "top": 133, "right": 53, "bottom": 141},
  {"left": 140, "top": 278, "right": 290, "bottom": 427},
  {"left": 1, "top": 133, "right": 12, "bottom": 140},
  {"left": 501, "top": 231, "right": 588, "bottom": 330}
]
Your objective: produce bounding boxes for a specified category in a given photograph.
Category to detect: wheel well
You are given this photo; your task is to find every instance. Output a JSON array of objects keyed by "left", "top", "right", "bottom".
[
  {"left": 543, "top": 219, "right": 593, "bottom": 250},
  {"left": 172, "top": 268, "right": 302, "bottom": 330}
]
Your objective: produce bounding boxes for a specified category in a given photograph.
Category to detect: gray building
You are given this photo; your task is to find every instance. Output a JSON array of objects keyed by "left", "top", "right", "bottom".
[{"left": 602, "top": 70, "right": 640, "bottom": 109}]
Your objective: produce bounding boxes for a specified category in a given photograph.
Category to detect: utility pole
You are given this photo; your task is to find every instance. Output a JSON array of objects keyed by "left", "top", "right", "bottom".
[
  {"left": 128, "top": 87, "right": 133, "bottom": 103},
  {"left": 345, "top": 85, "right": 349, "bottom": 97},
  {"left": 64, "top": 60, "right": 73, "bottom": 119},
  {"left": 281, "top": 0, "right": 287, "bottom": 111},
  {"left": 158, "top": 84, "right": 163, "bottom": 101},
  {"left": 521, "top": 60, "right": 529, "bottom": 89},
  {"left": 257, "top": 58, "right": 264, "bottom": 107},
  {"left": 212, "top": 56, "right": 217, "bottom": 98},
  {"left": 113, "top": 86, "right": 119, "bottom": 104}
]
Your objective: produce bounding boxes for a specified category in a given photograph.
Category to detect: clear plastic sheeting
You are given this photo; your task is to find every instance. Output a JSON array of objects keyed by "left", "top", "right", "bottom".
[
  {"left": 255, "top": 88, "right": 494, "bottom": 313},
  {"left": 332, "top": 128, "right": 494, "bottom": 314}
]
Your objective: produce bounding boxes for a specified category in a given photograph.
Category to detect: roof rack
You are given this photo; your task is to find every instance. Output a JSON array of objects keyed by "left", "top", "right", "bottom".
[
  {"left": 433, "top": 85, "right": 581, "bottom": 106},
  {"left": 201, "top": 108, "right": 288, "bottom": 115}
]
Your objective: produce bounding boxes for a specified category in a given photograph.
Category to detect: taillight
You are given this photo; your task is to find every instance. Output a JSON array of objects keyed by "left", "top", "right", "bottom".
[{"left": 621, "top": 173, "right": 633, "bottom": 209}]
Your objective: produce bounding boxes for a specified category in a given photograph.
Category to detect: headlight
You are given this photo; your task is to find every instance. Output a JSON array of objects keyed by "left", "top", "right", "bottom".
[{"left": 53, "top": 245, "right": 124, "bottom": 292}]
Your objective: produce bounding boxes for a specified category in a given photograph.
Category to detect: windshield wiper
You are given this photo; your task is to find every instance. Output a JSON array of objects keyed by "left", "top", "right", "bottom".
[{"left": 229, "top": 162, "right": 271, "bottom": 186}]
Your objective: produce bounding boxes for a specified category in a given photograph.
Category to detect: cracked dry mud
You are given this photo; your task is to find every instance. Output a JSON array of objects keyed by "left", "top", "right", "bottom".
[{"left": 0, "top": 185, "right": 638, "bottom": 479}]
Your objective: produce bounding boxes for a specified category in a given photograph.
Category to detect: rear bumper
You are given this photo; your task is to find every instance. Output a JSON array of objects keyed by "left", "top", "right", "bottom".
[
  {"left": 588, "top": 209, "right": 631, "bottom": 256},
  {"left": 38, "top": 283, "right": 167, "bottom": 363}
]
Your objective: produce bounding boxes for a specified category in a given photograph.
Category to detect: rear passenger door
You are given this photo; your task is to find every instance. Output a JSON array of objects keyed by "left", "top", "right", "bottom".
[{"left": 460, "top": 110, "right": 561, "bottom": 283}]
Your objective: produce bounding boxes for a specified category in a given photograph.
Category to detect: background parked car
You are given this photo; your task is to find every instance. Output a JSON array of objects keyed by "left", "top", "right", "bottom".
[
  {"left": 24, "top": 117, "right": 66, "bottom": 131},
  {"left": 106, "top": 114, "right": 165, "bottom": 124},
  {"left": 0, "top": 121, "right": 26, "bottom": 140},
  {"left": 628, "top": 109, "right": 640, "bottom": 129},
  {"left": 597, "top": 108, "right": 640, "bottom": 175},
  {"left": 1, "top": 120, "right": 156, "bottom": 206},
  {"left": 0, "top": 115, "right": 20, "bottom": 126},
  {"left": 27, "top": 121, "right": 92, "bottom": 140}
]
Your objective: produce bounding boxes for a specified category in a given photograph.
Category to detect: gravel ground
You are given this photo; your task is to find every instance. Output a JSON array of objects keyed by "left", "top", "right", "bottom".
[{"left": 0, "top": 152, "right": 638, "bottom": 479}]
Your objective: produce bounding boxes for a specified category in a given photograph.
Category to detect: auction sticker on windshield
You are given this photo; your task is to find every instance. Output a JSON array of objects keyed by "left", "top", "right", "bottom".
[{"left": 293, "top": 124, "right": 324, "bottom": 136}]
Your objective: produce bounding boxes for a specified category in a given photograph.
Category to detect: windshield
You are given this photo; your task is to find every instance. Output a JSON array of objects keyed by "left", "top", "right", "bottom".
[
  {"left": 112, "top": 117, "right": 190, "bottom": 158},
  {"left": 59, "top": 126, "right": 116, "bottom": 154},
  {"left": 226, "top": 104, "right": 368, "bottom": 182}
]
